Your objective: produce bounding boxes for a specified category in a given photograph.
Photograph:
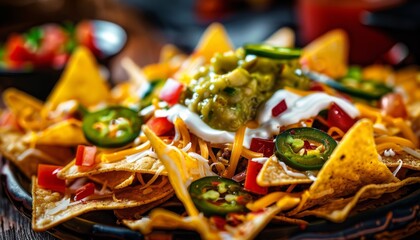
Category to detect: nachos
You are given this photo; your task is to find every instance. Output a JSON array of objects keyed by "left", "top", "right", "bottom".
[{"left": 0, "top": 23, "right": 419, "bottom": 239}]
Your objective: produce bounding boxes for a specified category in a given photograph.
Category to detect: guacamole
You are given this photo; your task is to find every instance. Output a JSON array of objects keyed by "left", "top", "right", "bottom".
[{"left": 183, "top": 49, "right": 309, "bottom": 132}]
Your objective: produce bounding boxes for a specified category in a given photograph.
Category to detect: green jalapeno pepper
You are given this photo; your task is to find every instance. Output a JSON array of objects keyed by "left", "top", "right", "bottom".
[
  {"left": 188, "top": 176, "right": 252, "bottom": 216},
  {"left": 243, "top": 44, "right": 302, "bottom": 60},
  {"left": 275, "top": 127, "right": 337, "bottom": 171},
  {"left": 304, "top": 69, "right": 393, "bottom": 100},
  {"left": 82, "top": 106, "right": 141, "bottom": 148}
]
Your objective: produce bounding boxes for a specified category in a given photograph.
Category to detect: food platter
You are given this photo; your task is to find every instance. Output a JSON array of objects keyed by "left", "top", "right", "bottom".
[{"left": 2, "top": 157, "right": 419, "bottom": 239}]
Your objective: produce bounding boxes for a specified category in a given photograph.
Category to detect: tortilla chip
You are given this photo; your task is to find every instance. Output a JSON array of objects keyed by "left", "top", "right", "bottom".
[
  {"left": 3, "top": 88, "right": 45, "bottom": 131},
  {"left": 265, "top": 27, "right": 295, "bottom": 48},
  {"left": 57, "top": 156, "right": 166, "bottom": 179},
  {"left": 124, "top": 196, "right": 300, "bottom": 240},
  {"left": 293, "top": 177, "right": 420, "bottom": 222},
  {"left": 114, "top": 193, "right": 175, "bottom": 220},
  {"left": 0, "top": 131, "right": 73, "bottom": 177},
  {"left": 194, "top": 23, "right": 234, "bottom": 62},
  {"left": 35, "top": 119, "right": 87, "bottom": 146},
  {"left": 3, "top": 88, "right": 43, "bottom": 114},
  {"left": 381, "top": 150, "right": 420, "bottom": 170},
  {"left": 88, "top": 171, "right": 136, "bottom": 189},
  {"left": 257, "top": 156, "right": 312, "bottom": 186},
  {"left": 290, "top": 119, "right": 398, "bottom": 214},
  {"left": 46, "top": 47, "right": 110, "bottom": 108},
  {"left": 300, "top": 29, "right": 348, "bottom": 78},
  {"left": 32, "top": 176, "right": 174, "bottom": 231}
]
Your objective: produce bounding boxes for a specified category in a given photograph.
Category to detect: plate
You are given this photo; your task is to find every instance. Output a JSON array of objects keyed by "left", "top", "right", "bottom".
[{"left": 1, "top": 157, "right": 419, "bottom": 239}]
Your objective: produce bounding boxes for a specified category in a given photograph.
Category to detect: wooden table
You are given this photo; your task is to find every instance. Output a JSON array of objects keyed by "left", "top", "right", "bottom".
[{"left": 0, "top": 160, "right": 56, "bottom": 240}]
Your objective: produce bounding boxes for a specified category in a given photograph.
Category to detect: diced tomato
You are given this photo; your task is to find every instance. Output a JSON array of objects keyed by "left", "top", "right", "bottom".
[
  {"left": 5, "top": 35, "right": 33, "bottom": 63},
  {"left": 146, "top": 117, "right": 174, "bottom": 136},
  {"left": 210, "top": 216, "right": 226, "bottom": 231},
  {"left": 380, "top": 93, "right": 407, "bottom": 119},
  {"left": 75, "top": 21, "right": 100, "bottom": 56},
  {"left": 0, "top": 111, "right": 19, "bottom": 130},
  {"left": 250, "top": 138, "right": 274, "bottom": 157},
  {"left": 75, "top": 145, "right": 97, "bottom": 167},
  {"left": 52, "top": 53, "right": 69, "bottom": 69},
  {"left": 272, "top": 99, "right": 287, "bottom": 117},
  {"left": 37, "top": 164, "right": 66, "bottom": 193},
  {"left": 74, "top": 182, "right": 95, "bottom": 201},
  {"left": 159, "top": 79, "right": 184, "bottom": 106},
  {"left": 309, "top": 82, "right": 325, "bottom": 92},
  {"left": 244, "top": 160, "right": 268, "bottom": 195},
  {"left": 327, "top": 103, "right": 357, "bottom": 132},
  {"left": 33, "top": 24, "right": 68, "bottom": 67}
]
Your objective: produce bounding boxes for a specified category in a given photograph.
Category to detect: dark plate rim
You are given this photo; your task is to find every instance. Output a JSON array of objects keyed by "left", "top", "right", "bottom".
[{"left": 1, "top": 157, "right": 419, "bottom": 240}]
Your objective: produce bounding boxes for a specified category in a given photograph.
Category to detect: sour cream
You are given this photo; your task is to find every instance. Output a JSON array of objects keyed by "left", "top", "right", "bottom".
[{"left": 166, "top": 89, "right": 360, "bottom": 148}]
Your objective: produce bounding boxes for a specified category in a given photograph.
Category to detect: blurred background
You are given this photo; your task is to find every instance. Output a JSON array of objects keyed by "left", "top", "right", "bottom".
[{"left": 0, "top": 0, "right": 419, "bottom": 83}]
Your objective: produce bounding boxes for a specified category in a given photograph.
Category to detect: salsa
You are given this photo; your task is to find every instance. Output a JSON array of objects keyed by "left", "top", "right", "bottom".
[{"left": 183, "top": 48, "right": 310, "bottom": 131}]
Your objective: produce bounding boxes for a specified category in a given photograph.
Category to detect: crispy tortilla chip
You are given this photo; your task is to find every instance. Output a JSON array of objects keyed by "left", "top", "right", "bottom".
[
  {"left": 0, "top": 131, "right": 73, "bottom": 177},
  {"left": 46, "top": 47, "right": 110, "bottom": 108},
  {"left": 290, "top": 119, "right": 398, "bottom": 214},
  {"left": 381, "top": 150, "right": 420, "bottom": 170},
  {"left": 194, "top": 23, "right": 234, "bottom": 62},
  {"left": 58, "top": 156, "right": 166, "bottom": 179},
  {"left": 114, "top": 193, "right": 175, "bottom": 220},
  {"left": 300, "top": 29, "right": 348, "bottom": 78},
  {"left": 265, "top": 27, "right": 295, "bottom": 48},
  {"left": 89, "top": 171, "right": 136, "bottom": 189},
  {"left": 3, "top": 88, "right": 43, "bottom": 113},
  {"left": 35, "top": 119, "right": 87, "bottom": 146},
  {"left": 294, "top": 177, "right": 420, "bottom": 222},
  {"left": 32, "top": 176, "right": 174, "bottom": 231},
  {"left": 124, "top": 196, "right": 300, "bottom": 240},
  {"left": 3, "top": 88, "right": 45, "bottom": 131},
  {"left": 257, "top": 156, "right": 312, "bottom": 186}
]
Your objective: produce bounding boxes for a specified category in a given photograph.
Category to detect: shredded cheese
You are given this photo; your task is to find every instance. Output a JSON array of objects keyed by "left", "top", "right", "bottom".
[
  {"left": 376, "top": 142, "right": 403, "bottom": 154},
  {"left": 327, "top": 126, "right": 345, "bottom": 139},
  {"left": 223, "top": 125, "right": 246, "bottom": 178},
  {"left": 102, "top": 141, "right": 151, "bottom": 163},
  {"left": 175, "top": 117, "right": 191, "bottom": 148},
  {"left": 392, "top": 118, "right": 419, "bottom": 147},
  {"left": 375, "top": 136, "right": 415, "bottom": 149},
  {"left": 198, "top": 138, "right": 209, "bottom": 159},
  {"left": 226, "top": 143, "right": 264, "bottom": 159},
  {"left": 402, "top": 146, "right": 420, "bottom": 159},
  {"left": 392, "top": 159, "right": 403, "bottom": 176},
  {"left": 139, "top": 166, "right": 165, "bottom": 190},
  {"left": 246, "top": 192, "right": 289, "bottom": 211}
]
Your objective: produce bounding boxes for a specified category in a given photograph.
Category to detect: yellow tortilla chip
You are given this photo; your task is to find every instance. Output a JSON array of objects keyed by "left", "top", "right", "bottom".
[
  {"left": 294, "top": 177, "right": 420, "bottom": 222},
  {"left": 290, "top": 119, "right": 398, "bottom": 214},
  {"left": 3, "top": 88, "right": 43, "bottom": 114},
  {"left": 46, "top": 47, "right": 110, "bottom": 108},
  {"left": 265, "top": 27, "right": 295, "bottom": 48},
  {"left": 88, "top": 171, "right": 136, "bottom": 189},
  {"left": 194, "top": 23, "right": 234, "bottom": 62},
  {"left": 124, "top": 196, "right": 300, "bottom": 240},
  {"left": 58, "top": 156, "right": 166, "bottom": 179},
  {"left": 3, "top": 88, "right": 45, "bottom": 131},
  {"left": 32, "top": 176, "right": 174, "bottom": 231},
  {"left": 114, "top": 193, "right": 175, "bottom": 220},
  {"left": 301, "top": 29, "right": 348, "bottom": 78},
  {"left": 257, "top": 156, "right": 313, "bottom": 186},
  {"left": 0, "top": 131, "right": 73, "bottom": 177},
  {"left": 35, "top": 119, "right": 87, "bottom": 146}
]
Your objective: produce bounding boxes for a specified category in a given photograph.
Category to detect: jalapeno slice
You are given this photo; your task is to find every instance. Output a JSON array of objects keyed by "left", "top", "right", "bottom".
[
  {"left": 275, "top": 128, "right": 337, "bottom": 171},
  {"left": 189, "top": 176, "right": 252, "bottom": 216},
  {"left": 82, "top": 106, "right": 141, "bottom": 148},
  {"left": 244, "top": 44, "right": 302, "bottom": 60}
]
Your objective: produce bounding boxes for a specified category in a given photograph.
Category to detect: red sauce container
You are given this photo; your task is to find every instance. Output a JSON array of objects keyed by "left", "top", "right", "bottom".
[{"left": 297, "top": 0, "right": 403, "bottom": 65}]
